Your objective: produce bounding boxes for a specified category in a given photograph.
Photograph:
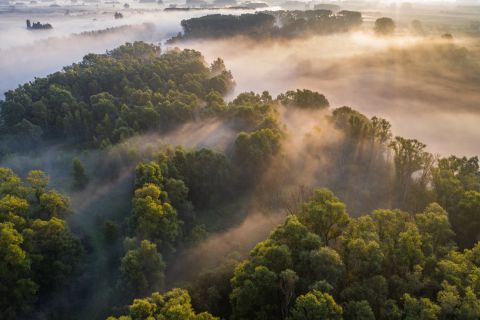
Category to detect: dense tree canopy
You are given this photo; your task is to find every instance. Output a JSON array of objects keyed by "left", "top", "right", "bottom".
[
  {"left": 169, "top": 10, "right": 363, "bottom": 42},
  {"left": 107, "top": 288, "right": 218, "bottom": 320},
  {"left": 228, "top": 189, "right": 480, "bottom": 320},
  {"left": 278, "top": 89, "right": 330, "bottom": 109},
  {"left": 0, "top": 42, "right": 234, "bottom": 152},
  {"left": 1, "top": 41, "right": 480, "bottom": 320},
  {"left": 0, "top": 168, "right": 83, "bottom": 320}
]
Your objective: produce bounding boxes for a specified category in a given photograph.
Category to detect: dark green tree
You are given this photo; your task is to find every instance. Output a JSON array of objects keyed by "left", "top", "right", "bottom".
[{"left": 72, "top": 158, "right": 89, "bottom": 190}]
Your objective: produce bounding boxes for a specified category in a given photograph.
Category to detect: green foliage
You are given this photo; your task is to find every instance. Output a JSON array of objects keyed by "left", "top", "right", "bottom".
[
  {"left": 229, "top": 188, "right": 480, "bottom": 320},
  {"left": 344, "top": 300, "right": 375, "bottom": 320},
  {"left": 415, "top": 203, "right": 456, "bottom": 258},
  {"left": 227, "top": 91, "right": 276, "bottom": 131},
  {"left": 332, "top": 106, "right": 374, "bottom": 141},
  {"left": 230, "top": 264, "right": 281, "bottom": 320},
  {"left": 176, "top": 12, "right": 276, "bottom": 40},
  {"left": 288, "top": 290, "right": 343, "bottom": 320},
  {"left": 432, "top": 156, "right": 480, "bottom": 248},
  {"left": 103, "top": 220, "right": 120, "bottom": 243},
  {"left": 450, "top": 191, "right": 480, "bottom": 249},
  {"left": 0, "top": 168, "right": 83, "bottom": 320},
  {"left": 0, "top": 167, "right": 27, "bottom": 197},
  {"left": 403, "top": 294, "right": 440, "bottom": 320},
  {"left": 277, "top": 89, "right": 329, "bottom": 109},
  {"left": 0, "top": 42, "right": 234, "bottom": 151},
  {"left": 26, "top": 169, "right": 49, "bottom": 200},
  {"left": 72, "top": 157, "right": 89, "bottom": 190},
  {"left": 390, "top": 136, "right": 434, "bottom": 211},
  {"left": 130, "top": 184, "right": 180, "bottom": 251},
  {"left": 170, "top": 10, "right": 363, "bottom": 42},
  {"left": 234, "top": 128, "right": 282, "bottom": 178},
  {"left": 171, "top": 147, "right": 235, "bottom": 209},
  {"left": 297, "top": 188, "right": 350, "bottom": 245},
  {"left": 188, "top": 254, "right": 240, "bottom": 318},
  {"left": 119, "top": 239, "right": 166, "bottom": 297},
  {"left": 27, "top": 217, "right": 84, "bottom": 293},
  {"left": 0, "top": 222, "right": 38, "bottom": 319},
  {"left": 230, "top": 215, "right": 322, "bottom": 320},
  {"left": 39, "top": 190, "right": 71, "bottom": 219},
  {"left": 134, "top": 161, "right": 164, "bottom": 188},
  {"left": 107, "top": 288, "right": 218, "bottom": 320}
]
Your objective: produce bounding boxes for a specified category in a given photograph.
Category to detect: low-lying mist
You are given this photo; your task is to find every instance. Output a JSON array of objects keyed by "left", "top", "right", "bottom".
[
  {"left": 0, "top": 8, "right": 252, "bottom": 96},
  {"left": 176, "top": 33, "right": 480, "bottom": 156}
]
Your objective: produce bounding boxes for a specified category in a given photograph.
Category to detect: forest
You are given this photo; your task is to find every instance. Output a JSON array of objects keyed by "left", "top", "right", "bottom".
[
  {"left": 167, "top": 10, "right": 363, "bottom": 42},
  {"left": 1, "top": 41, "right": 480, "bottom": 320}
]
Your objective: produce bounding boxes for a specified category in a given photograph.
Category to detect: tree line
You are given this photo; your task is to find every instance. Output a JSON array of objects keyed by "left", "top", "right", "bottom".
[{"left": 167, "top": 10, "right": 363, "bottom": 42}]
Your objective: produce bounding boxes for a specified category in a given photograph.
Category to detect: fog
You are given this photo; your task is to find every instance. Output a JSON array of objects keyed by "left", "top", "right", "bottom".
[
  {"left": 176, "top": 33, "right": 480, "bottom": 156},
  {"left": 1, "top": 2, "right": 480, "bottom": 315},
  {"left": 0, "top": 7, "right": 253, "bottom": 95},
  {"left": 166, "top": 211, "right": 285, "bottom": 285}
]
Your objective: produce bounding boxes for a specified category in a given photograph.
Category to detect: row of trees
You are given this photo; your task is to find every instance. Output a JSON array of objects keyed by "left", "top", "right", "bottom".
[{"left": 168, "top": 10, "right": 363, "bottom": 42}]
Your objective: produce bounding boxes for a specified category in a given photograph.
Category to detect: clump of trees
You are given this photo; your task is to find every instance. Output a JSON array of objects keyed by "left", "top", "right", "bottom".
[
  {"left": 0, "top": 168, "right": 83, "bottom": 320},
  {"left": 278, "top": 89, "right": 329, "bottom": 109},
  {"left": 168, "top": 10, "right": 363, "bottom": 42},
  {"left": 107, "top": 288, "right": 218, "bottom": 320},
  {"left": 0, "top": 42, "right": 234, "bottom": 152},
  {"left": 72, "top": 157, "right": 89, "bottom": 190},
  {"left": 176, "top": 12, "right": 276, "bottom": 39},
  {"left": 228, "top": 189, "right": 480, "bottom": 320}
]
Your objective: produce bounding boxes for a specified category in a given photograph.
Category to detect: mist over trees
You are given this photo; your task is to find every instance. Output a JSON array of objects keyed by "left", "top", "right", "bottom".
[{"left": 0, "top": 41, "right": 479, "bottom": 320}]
